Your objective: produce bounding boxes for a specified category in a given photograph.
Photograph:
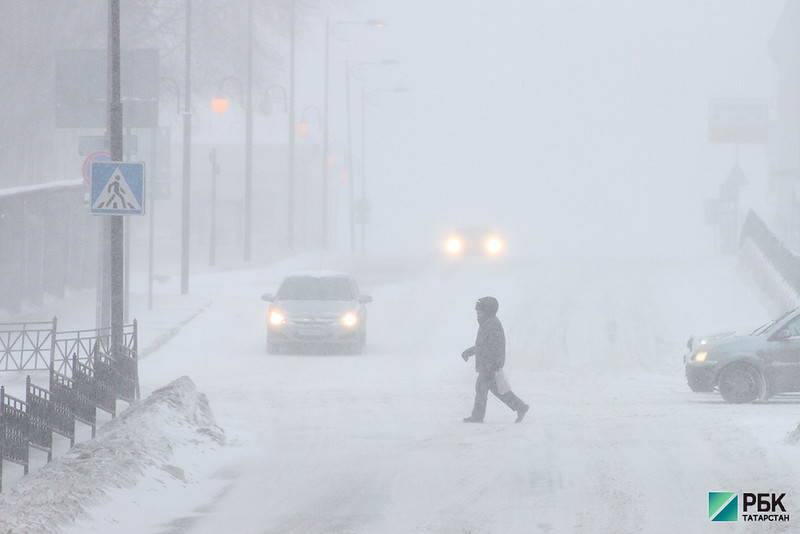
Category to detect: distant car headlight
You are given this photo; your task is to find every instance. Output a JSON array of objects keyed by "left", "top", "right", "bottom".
[
  {"left": 269, "top": 310, "right": 286, "bottom": 326},
  {"left": 341, "top": 312, "right": 358, "bottom": 327},
  {"left": 486, "top": 237, "right": 502, "bottom": 254},
  {"left": 694, "top": 351, "right": 708, "bottom": 362},
  {"left": 446, "top": 237, "right": 462, "bottom": 255}
]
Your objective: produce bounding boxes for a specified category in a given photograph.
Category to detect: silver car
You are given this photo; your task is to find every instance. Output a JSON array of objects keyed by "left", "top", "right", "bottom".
[{"left": 261, "top": 271, "right": 372, "bottom": 354}]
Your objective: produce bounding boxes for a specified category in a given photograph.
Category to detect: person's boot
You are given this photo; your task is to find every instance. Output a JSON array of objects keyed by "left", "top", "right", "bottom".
[
  {"left": 515, "top": 404, "right": 529, "bottom": 423},
  {"left": 463, "top": 415, "right": 483, "bottom": 423}
]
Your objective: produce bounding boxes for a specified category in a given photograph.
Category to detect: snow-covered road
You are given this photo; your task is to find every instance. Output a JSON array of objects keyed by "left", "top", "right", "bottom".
[{"left": 3, "top": 254, "right": 800, "bottom": 533}]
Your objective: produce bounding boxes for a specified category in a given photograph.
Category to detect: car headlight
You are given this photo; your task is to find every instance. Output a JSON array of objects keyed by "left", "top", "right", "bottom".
[
  {"left": 486, "top": 237, "right": 502, "bottom": 255},
  {"left": 446, "top": 237, "right": 462, "bottom": 255},
  {"left": 341, "top": 312, "right": 358, "bottom": 327},
  {"left": 269, "top": 310, "right": 286, "bottom": 326},
  {"left": 694, "top": 351, "right": 708, "bottom": 362}
]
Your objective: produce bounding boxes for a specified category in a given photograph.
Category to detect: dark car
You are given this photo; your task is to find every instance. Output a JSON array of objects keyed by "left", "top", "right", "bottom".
[
  {"left": 684, "top": 306, "right": 800, "bottom": 403},
  {"left": 261, "top": 271, "right": 372, "bottom": 354},
  {"left": 444, "top": 228, "right": 504, "bottom": 257}
]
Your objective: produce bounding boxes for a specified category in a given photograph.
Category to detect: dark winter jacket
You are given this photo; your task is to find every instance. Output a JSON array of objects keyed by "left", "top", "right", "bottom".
[{"left": 465, "top": 314, "right": 506, "bottom": 374}]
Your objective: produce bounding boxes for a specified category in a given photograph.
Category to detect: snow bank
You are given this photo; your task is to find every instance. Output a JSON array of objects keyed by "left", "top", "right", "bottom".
[{"left": 0, "top": 376, "right": 224, "bottom": 534}]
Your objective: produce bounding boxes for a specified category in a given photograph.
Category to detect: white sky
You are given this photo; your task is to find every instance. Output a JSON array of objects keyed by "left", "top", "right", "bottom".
[{"left": 321, "top": 1, "right": 788, "bottom": 257}]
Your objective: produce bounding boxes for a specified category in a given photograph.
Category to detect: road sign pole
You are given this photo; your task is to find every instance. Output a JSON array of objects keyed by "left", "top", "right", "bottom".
[{"left": 108, "top": 0, "right": 124, "bottom": 360}]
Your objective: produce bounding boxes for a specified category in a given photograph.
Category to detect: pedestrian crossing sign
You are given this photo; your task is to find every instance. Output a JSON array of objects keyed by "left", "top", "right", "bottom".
[{"left": 90, "top": 161, "right": 145, "bottom": 215}]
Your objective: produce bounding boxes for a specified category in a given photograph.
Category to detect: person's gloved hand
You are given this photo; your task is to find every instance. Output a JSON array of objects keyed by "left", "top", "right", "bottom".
[{"left": 461, "top": 349, "right": 471, "bottom": 362}]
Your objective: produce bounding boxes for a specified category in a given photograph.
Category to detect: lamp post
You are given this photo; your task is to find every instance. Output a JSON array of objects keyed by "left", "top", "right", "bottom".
[
  {"left": 208, "top": 148, "right": 220, "bottom": 265},
  {"left": 296, "top": 105, "right": 321, "bottom": 136},
  {"left": 345, "top": 59, "right": 355, "bottom": 254},
  {"left": 208, "top": 89, "right": 227, "bottom": 266},
  {"left": 288, "top": 3, "right": 296, "bottom": 249},
  {"left": 244, "top": 0, "right": 254, "bottom": 261},
  {"left": 180, "top": 0, "right": 192, "bottom": 295},
  {"left": 324, "top": 18, "right": 386, "bottom": 252},
  {"left": 213, "top": 3, "right": 253, "bottom": 262}
]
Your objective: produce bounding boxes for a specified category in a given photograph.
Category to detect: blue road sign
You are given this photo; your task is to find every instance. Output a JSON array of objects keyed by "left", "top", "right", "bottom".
[{"left": 90, "top": 161, "right": 145, "bottom": 215}]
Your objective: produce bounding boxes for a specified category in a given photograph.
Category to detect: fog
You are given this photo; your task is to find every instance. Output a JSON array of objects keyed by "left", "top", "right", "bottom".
[
  {"left": 2, "top": 2, "right": 800, "bottom": 533},
  {"left": 0, "top": 1, "right": 789, "bottom": 266},
  {"left": 355, "top": 1, "right": 785, "bottom": 257}
]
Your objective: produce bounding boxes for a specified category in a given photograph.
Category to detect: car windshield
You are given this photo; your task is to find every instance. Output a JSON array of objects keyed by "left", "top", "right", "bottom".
[
  {"left": 277, "top": 276, "right": 356, "bottom": 301},
  {"left": 751, "top": 307, "right": 800, "bottom": 335}
]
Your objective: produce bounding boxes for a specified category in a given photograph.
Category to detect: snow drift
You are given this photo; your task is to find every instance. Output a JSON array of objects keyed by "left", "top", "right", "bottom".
[{"left": 0, "top": 376, "right": 224, "bottom": 534}]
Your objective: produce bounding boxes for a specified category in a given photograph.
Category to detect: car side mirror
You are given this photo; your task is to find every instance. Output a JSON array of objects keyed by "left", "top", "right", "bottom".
[
  {"left": 359, "top": 295, "right": 373, "bottom": 304},
  {"left": 773, "top": 329, "right": 792, "bottom": 341},
  {"left": 262, "top": 293, "right": 274, "bottom": 302}
]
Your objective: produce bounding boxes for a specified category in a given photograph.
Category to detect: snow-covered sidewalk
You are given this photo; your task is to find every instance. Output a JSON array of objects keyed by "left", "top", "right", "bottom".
[{"left": 0, "top": 377, "right": 224, "bottom": 534}]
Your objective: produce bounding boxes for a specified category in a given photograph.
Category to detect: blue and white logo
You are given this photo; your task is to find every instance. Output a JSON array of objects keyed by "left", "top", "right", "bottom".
[{"left": 90, "top": 161, "right": 145, "bottom": 215}]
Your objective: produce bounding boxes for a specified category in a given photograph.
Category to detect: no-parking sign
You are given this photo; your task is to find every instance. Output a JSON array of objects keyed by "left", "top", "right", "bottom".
[{"left": 82, "top": 150, "right": 111, "bottom": 185}]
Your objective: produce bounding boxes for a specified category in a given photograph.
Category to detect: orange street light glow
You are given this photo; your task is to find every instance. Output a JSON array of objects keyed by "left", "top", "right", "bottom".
[{"left": 211, "top": 98, "right": 229, "bottom": 114}]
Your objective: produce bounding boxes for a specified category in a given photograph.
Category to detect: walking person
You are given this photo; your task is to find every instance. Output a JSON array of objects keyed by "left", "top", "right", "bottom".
[{"left": 461, "top": 296, "right": 529, "bottom": 423}]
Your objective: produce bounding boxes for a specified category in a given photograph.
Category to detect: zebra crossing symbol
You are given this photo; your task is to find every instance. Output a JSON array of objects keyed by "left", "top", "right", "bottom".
[{"left": 90, "top": 162, "right": 145, "bottom": 215}]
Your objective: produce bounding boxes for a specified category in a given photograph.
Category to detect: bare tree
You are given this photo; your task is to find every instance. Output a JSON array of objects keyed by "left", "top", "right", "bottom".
[{"left": 0, "top": 0, "right": 336, "bottom": 186}]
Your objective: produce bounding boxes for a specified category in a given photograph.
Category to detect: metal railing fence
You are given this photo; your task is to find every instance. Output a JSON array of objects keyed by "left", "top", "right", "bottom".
[
  {"left": 739, "top": 210, "right": 800, "bottom": 310},
  {"left": 0, "top": 319, "right": 138, "bottom": 492}
]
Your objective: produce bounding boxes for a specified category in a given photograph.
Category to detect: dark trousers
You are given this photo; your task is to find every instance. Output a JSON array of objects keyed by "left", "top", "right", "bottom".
[{"left": 471, "top": 371, "right": 527, "bottom": 421}]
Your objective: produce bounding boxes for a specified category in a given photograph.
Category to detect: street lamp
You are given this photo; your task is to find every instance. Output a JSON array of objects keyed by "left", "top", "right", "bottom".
[
  {"left": 211, "top": 97, "right": 229, "bottom": 114},
  {"left": 209, "top": 96, "right": 233, "bottom": 266},
  {"left": 214, "top": 77, "right": 244, "bottom": 107},
  {"left": 359, "top": 86, "right": 408, "bottom": 255},
  {"left": 296, "top": 105, "right": 321, "bottom": 136},
  {"left": 326, "top": 139, "right": 347, "bottom": 169},
  {"left": 323, "top": 18, "right": 387, "bottom": 251}
]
